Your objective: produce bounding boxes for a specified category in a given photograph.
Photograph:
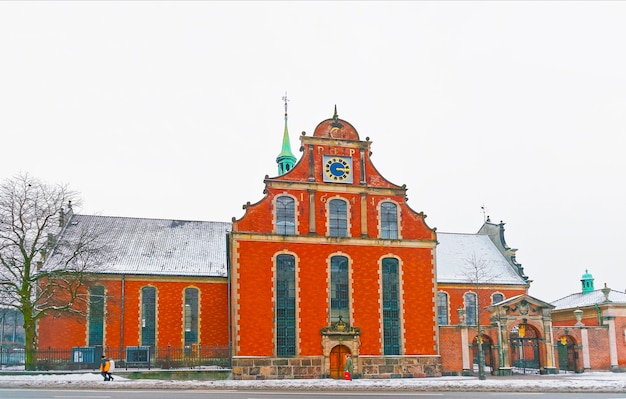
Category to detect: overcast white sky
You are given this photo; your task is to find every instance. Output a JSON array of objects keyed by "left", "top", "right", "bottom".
[{"left": 1, "top": 1, "right": 624, "bottom": 303}]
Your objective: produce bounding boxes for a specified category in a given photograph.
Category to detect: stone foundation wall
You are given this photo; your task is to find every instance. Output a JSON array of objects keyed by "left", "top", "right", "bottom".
[
  {"left": 231, "top": 357, "right": 324, "bottom": 380},
  {"left": 232, "top": 355, "right": 442, "bottom": 380},
  {"left": 359, "top": 355, "right": 442, "bottom": 379}
]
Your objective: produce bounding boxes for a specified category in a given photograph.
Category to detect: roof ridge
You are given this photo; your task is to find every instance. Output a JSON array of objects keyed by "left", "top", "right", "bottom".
[{"left": 74, "top": 213, "right": 231, "bottom": 224}]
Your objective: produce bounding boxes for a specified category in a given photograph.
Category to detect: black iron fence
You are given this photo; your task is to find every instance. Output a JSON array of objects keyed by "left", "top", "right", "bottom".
[
  {"left": 0, "top": 344, "right": 230, "bottom": 371},
  {"left": 0, "top": 343, "right": 25, "bottom": 367}
]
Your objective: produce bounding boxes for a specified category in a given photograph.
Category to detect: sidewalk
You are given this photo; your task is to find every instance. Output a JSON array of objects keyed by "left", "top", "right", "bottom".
[{"left": 0, "top": 370, "right": 625, "bottom": 393}]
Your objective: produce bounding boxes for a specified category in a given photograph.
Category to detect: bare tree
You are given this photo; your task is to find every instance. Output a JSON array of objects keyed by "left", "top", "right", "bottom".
[
  {"left": 0, "top": 173, "right": 109, "bottom": 369},
  {"left": 462, "top": 253, "right": 500, "bottom": 381}
]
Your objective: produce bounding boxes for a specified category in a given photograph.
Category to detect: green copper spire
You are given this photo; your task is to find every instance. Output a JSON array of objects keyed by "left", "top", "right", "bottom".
[
  {"left": 276, "top": 93, "right": 296, "bottom": 175},
  {"left": 581, "top": 269, "right": 594, "bottom": 294}
]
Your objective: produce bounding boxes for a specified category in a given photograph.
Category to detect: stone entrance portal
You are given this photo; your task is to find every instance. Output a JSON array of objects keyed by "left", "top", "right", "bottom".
[
  {"left": 485, "top": 294, "right": 557, "bottom": 375},
  {"left": 321, "top": 317, "right": 361, "bottom": 379}
]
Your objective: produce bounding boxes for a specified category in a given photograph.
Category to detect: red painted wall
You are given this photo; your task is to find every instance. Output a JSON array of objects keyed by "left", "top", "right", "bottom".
[
  {"left": 437, "top": 286, "right": 527, "bottom": 326},
  {"left": 439, "top": 327, "right": 463, "bottom": 373},
  {"left": 232, "top": 118, "right": 438, "bottom": 359},
  {"left": 38, "top": 277, "right": 228, "bottom": 350},
  {"left": 233, "top": 239, "right": 437, "bottom": 357}
]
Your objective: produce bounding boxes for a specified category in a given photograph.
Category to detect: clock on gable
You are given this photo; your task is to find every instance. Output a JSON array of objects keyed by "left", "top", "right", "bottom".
[{"left": 323, "top": 155, "right": 353, "bottom": 183}]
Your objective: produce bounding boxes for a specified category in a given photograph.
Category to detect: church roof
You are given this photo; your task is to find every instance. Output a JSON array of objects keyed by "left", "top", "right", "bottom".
[
  {"left": 551, "top": 288, "right": 626, "bottom": 310},
  {"left": 46, "top": 214, "right": 529, "bottom": 284},
  {"left": 436, "top": 232, "right": 528, "bottom": 285},
  {"left": 47, "top": 214, "right": 231, "bottom": 277}
]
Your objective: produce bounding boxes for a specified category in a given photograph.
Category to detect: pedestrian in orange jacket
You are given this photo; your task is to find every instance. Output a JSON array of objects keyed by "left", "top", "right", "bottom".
[{"left": 99, "top": 355, "right": 113, "bottom": 381}]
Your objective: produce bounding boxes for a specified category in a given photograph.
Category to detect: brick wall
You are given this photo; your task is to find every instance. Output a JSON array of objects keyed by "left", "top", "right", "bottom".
[
  {"left": 437, "top": 286, "right": 527, "bottom": 326},
  {"left": 37, "top": 276, "right": 229, "bottom": 350},
  {"left": 439, "top": 326, "right": 464, "bottom": 375},
  {"left": 232, "top": 241, "right": 437, "bottom": 357}
]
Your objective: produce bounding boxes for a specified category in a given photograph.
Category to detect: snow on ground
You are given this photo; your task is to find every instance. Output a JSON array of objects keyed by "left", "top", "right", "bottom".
[{"left": 0, "top": 371, "right": 626, "bottom": 392}]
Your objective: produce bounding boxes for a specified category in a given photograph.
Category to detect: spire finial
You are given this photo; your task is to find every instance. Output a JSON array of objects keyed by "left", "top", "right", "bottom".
[
  {"left": 331, "top": 104, "right": 343, "bottom": 129},
  {"left": 276, "top": 92, "right": 296, "bottom": 175},
  {"left": 283, "top": 92, "right": 289, "bottom": 119}
]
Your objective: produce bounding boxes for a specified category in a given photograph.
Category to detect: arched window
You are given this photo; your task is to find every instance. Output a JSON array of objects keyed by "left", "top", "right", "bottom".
[
  {"left": 88, "top": 286, "right": 105, "bottom": 346},
  {"left": 276, "top": 196, "right": 295, "bottom": 235},
  {"left": 184, "top": 288, "right": 199, "bottom": 345},
  {"left": 141, "top": 286, "right": 156, "bottom": 347},
  {"left": 329, "top": 199, "right": 348, "bottom": 237},
  {"left": 464, "top": 292, "right": 477, "bottom": 326},
  {"left": 380, "top": 202, "right": 398, "bottom": 239},
  {"left": 276, "top": 254, "right": 296, "bottom": 357},
  {"left": 437, "top": 292, "right": 449, "bottom": 325},
  {"left": 492, "top": 293, "right": 504, "bottom": 304},
  {"left": 330, "top": 256, "right": 349, "bottom": 323},
  {"left": 382, "top": 258, "right": 400, "bottom": 355}
]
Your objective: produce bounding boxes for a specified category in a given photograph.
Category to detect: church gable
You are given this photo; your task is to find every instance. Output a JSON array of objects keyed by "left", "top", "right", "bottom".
[
  {"left": 233, "top": 108, "right": 434, "bottom": 241},
  {"left": 229, "top": 107, "right": 440, "bottom": 379}
]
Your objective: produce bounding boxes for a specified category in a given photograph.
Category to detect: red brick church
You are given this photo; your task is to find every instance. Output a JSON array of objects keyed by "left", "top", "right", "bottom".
[
  {"left": 36, "top": 102, "right": 626, "bottom": 378},
  {"left": 229, "top": 105, "right": 439, "bottom": 378}
]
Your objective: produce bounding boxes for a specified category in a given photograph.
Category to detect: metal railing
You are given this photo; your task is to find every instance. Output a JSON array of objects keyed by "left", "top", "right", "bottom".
[
  {"left": 0, "top": 344, "right": 25, "bottom": 367},
  {"left": 0, "top": 344, "right": 230, "bottom": 371}
]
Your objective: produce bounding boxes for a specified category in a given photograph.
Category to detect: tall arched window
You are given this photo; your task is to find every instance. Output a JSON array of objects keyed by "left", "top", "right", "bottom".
[
  {"left": 464, "top": 292, "right": 477, "bottom": 326},
  {"left": 380, "top": 202, "right": 398, "bottom": 239},
  {"left": 276, "top": 196, "right": 295, "bottom": 235},
  {"left": 329, "top": 199, "right": 348, "bottom": 237},
  {"left": 437, "top": 292, "right": 449, "bottom": 325},
  {"left": 276, "top": 254, "right": 296, "bottom": 357},
  {"left": 330, "top": 256, "right": 349, "bottom": 323},
  {"left": 88, "top": 286, "right": 105, "bottom": 346},
  {"left": 141, "top": 286, "right": 156, "bottom": 347},
  {"left": 382, "top": 258, "right": 400, "bottom": 355},
  {"left": 184, "top": 288, "right": 199, "bottom": 346}
]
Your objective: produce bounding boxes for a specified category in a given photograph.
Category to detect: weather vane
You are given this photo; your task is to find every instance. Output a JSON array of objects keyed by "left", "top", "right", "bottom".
[
  {"left": 282, "top": 92, "right": 288, "bottom": 116},
  {"left": 481, "top": 204, "right": 489, "bottom": 222}
]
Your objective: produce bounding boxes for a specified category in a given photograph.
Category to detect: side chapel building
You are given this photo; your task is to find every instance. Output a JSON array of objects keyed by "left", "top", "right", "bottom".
[{"left": 37, "top": 104, "right": 626, "bottom": 378}]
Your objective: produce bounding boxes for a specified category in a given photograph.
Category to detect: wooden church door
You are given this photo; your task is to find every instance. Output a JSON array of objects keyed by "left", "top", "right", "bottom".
[{"left": 329, "top": 344, "right": 351, "bottom": 379}]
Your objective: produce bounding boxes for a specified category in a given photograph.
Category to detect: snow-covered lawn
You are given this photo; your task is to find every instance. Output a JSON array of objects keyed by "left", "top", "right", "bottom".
[{"left": 0, "top": 371, "right": 626, "bottom": 392}]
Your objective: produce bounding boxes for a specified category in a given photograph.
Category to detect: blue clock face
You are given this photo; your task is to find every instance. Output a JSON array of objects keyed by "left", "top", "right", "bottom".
[{"left": 324, "top": 156, "right": 352, "bottom": 182}]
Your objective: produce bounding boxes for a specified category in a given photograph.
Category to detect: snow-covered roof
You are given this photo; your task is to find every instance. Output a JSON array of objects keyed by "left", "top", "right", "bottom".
[
  {"left": 46, "top": 215, "right": 527, "bottom": 284},
  {"left": 551, "top": 289, "right": 626, "bottom": 311},
  {"left": 49, "top": 215, "right": 231, "bottom": 277},
  {"left": 436, "top": 232, "right": 527, "bottom": 285}
]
